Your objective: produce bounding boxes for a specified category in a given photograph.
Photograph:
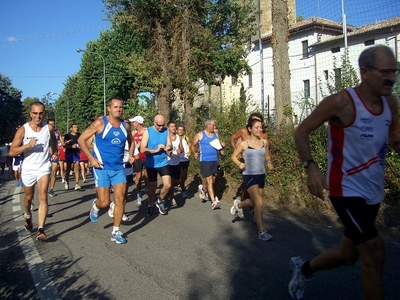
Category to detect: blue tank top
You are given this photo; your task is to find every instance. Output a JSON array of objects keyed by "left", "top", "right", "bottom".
[
  {"left": 145, "top": 126, "right": 169, "bottom": 168},
  {"left": 93, "top": 116, "right": 127, "bottom": 170},
  {"left": 199, "top": 130, "right": 218, "bottom": 162}
]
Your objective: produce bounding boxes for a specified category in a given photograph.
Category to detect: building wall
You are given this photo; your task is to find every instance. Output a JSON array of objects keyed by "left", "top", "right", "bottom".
[{"left": 243, "top": 20, "right": 400, "bottom": 122}]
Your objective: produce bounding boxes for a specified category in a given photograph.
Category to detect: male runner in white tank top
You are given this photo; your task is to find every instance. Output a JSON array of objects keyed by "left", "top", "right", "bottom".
[
  {"left": 290, "top": 45, "right": 400, "bottom": 300},
  {"left": 9, "top": 101, "right": 57, "bottom": 241}
]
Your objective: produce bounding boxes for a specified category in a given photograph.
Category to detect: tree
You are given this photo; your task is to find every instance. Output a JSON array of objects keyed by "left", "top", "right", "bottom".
[
  {"left": 319, "top": 50, "right": 360, "bottom": 98},
  {"left": 271, "top": 0, "right": 293, "bottom": 127},
  {"left": 0, "top": 74, "right": 24, "bottom": 144},
  {"left": 103, "top": 0, "right": 257, "bottom": 125}
]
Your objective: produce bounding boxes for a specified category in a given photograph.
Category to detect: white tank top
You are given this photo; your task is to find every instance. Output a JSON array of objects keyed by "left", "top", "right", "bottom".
[
  {"left": 179, "top": 136, "right": 190, "bottom": 162},
  {"left": 21, "top": 122, "right": 51, "bottom": 171},
  {"left": 327, "top": 88, "right": 391, "bottom": 204},
  {"left": 168, "top": 135, "right": 181, "bottom": 166}
]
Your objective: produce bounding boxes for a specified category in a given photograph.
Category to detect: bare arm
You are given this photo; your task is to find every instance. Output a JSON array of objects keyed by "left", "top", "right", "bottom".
[
  {"left": 9, "top": 126, "right": 35, "bottom": 157},
  {"left": 294, "top": 93, "right": 347, "bottom": 199},
  {"left": 190, "top": 132, "right": 202, "bottom": 159},
  {"left": 264, "top": 139, "right": 274, "bottom": 170},
  {"left": 231, "top": 141, "right": 247, "bottom": 170},
  {"left": 126, "top": 123, "right": 135, "bottom": 162},
  {"left": 388, "top": 95, "right": 400, "bottom": 153},
  {"left": 229, "top": 129, "right": 244, "bottom": 149},
  {"left": 48, "top": 124, "right": 57, "bottom": 157}
]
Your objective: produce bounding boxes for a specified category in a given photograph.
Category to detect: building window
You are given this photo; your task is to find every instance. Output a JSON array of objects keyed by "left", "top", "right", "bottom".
[
  {"left": 324, "top": 70, "right": 329, "bottom": 80},
  {"left": 334, "top": 68, "right": 342, "bottom": 89},
  {"left": 364, "top": 39, "right": 375, "bottom": 46},
  {"left": 304, "top": 80, "right": 310, "bottom": 98},
  {"left": 302, "top": 40, "right": 309, "bottom": 58},
  {"left": 248, "top": 73, "right": 253, "bottom": 88},
  {"left": 231, "top": 76, "right": 238, "bottom": 85},
  {"left": 331, "top": 47, "right": 340, "bottom": 53}
]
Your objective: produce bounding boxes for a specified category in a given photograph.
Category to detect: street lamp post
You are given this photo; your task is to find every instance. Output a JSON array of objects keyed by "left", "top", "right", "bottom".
[{"left": 76, "top": 48, "right": 106, "bottom": 115}]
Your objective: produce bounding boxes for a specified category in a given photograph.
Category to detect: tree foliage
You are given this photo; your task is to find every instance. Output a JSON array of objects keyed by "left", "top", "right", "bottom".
[
  {"left": 0, "top": 74, "right": 24, "bottom": 143},
  {"left": 319, "top": 50, "right": 360, "bottom": 98},
  {"left": 103, "top": 0, "right": 257, "bottom": 120}
]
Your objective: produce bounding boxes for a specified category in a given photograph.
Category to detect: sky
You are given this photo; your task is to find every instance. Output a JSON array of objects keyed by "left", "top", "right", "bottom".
[
  {"left": 0, "top": 0, "right": 398, "bottom": 101},
  {"left": 0, "top": 0, "right": 110, "bottom": 100}
]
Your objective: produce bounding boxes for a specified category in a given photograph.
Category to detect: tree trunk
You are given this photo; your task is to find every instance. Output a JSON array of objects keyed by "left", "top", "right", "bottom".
[{"left": 271, "top": 0, "right": 293, "bottom": 127}]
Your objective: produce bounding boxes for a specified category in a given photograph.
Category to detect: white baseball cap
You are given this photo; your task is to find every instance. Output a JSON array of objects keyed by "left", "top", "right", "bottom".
[{"left": 129, "top": 116, "right": 144, "bottom": 124}]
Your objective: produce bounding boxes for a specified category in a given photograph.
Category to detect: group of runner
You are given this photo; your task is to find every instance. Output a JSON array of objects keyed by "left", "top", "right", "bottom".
[{"left": 7, "top": 45, "right": 399, "bottom": 300}]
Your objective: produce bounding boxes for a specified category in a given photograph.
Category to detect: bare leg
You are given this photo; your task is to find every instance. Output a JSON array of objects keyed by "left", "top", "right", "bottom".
[
  {"left": 159, "top": 175, "right": 171, "bottom": 200},
  {"left": 246, "top": 185, "right": 264, "bottom": 232},
  {"left": 112, "top": 182, "right": 127, "bottom": 227},
  {"left": 37, "top": 175, "right": 49, "bottom": 227},
  {"left": 206, "top": 176, "right": 215, "bottom": 200}
]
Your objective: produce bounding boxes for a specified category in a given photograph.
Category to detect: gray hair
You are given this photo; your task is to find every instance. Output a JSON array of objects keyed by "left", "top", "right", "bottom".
[
  {"left": 358, "top": 45, "right": 395, "bottom": 68},
  {"left": 205, "top": 118, "right": 216, "bottom": 126}
]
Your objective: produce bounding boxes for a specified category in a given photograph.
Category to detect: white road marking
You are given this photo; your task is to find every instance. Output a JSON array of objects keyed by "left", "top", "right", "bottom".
[{"left": 17, "top": 226, "right": 61, "bottom": 300}]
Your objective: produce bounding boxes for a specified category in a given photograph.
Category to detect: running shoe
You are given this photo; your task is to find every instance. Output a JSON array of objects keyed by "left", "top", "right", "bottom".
[
  {"left": 64, "top": 182, "right": 69, "bottom": 190},
  {"left": 156, "top": 199, "right": 167, "bottom": 215},
  {"left": 147, "top": 206, "right": 154, "bottom": 216},
  {"left": 48, "top": 189, "right": 55, "bottom": 198},
  {"left": 137, "top": 195, "right": 142, "bottom": 206},
  {"left": 182, "top": 191, "right": 188, "bottom": 198},
  {"left": 211, "top": 197, "right": 221, "bottom": 210},
  {"left": 74, "top": 184, "right": 81, "bottom": 190},
  {"left": 36, "top": 228, "right": 47, "bottom": 241},
  {"left": 61, "top": 178, "right": 65, "bottom": 184},
  {"left": 83, "top": 178, "right": 86, "bottom": 183},
  {"left": 24, "top": 215, "right": 33, "bottom": 232},
  {"left": 89, "top": 199, "right": 99, "bottom": 222},
  {"left": 230, "top": 198, "right": 244, "bottom": 218},
  {"left": 111, "top": 230, "right": 127, "bottom": 244},
  {"left": 258, "top": 229, "right": 273, "bottom": 241},
  {"left": 198, "top": 184, "right": 206, "bottom": 202},
  {"left": 288, "top": 257, "right": 313, "bottom": 299},
  {"left": 171, "top": 198, "right": 177, "bottom": 206}
]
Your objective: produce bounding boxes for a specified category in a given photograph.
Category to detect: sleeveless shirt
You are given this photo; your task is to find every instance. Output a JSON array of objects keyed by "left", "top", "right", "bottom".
[
  {"left": 93, "top": 116, "right": 127, "bottom": 171},
  {"left": 22, "top": 122, "right": 51, "bottom": 171},
  {"left": 133, "top": 130, "right": 146, "bottom": 161},
  {"left": 168, "top": 134, "right": 181, "bottom": 166},
  {"left": 327, "top": 88, "right": 391, "bottom": 204},
  {"left": 179, "top": 135, "right": 190, "bottom": 162},
  {"left": 145, "top": 126, "right": 169, "bottom": 168},
  {"left": 199, "top": 130, "right": 218, "bottom": 162},
  {"left": 242, "top": 140, "right": 266, "bottom": 175}
]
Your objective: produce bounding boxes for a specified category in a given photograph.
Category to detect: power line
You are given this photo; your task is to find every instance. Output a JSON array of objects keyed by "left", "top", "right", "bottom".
[{"left": 0, "top": 26, "right": 109, "bottom": 44}]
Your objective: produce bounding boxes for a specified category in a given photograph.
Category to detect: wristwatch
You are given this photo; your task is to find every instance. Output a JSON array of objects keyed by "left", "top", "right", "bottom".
[{"left": 303, "top": 159, "right": 316, "bottom": 168}]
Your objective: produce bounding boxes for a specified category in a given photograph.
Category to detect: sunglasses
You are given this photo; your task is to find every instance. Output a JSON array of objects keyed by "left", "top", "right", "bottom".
[{"left": 155, "top": 122, "right": 165, "bottom": 127}]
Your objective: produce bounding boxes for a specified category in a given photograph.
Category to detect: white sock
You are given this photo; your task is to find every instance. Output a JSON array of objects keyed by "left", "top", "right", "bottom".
[
  {"left": 93, "top": 200, "right": 99, "bottom": 211},
  {"left": 24, "top": 213, "right": 31, "bottom": 219},
  {"left": 113, "top": 226, "right": 119, "bottom": 233}
]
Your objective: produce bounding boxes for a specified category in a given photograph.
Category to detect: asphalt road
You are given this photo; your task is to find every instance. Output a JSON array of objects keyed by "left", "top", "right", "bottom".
[{"left": 0, "top": 172, "right": 399, "bottom": 300}]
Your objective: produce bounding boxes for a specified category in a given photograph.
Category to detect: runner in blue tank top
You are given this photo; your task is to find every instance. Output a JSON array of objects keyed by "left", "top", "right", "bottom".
[
  {"left": 78, "top": 97, "right": 134, "bottom": 244},
  {"left": 191, "top": 118, "right": 226, "bottom": 210},
  {"left": 140, "top": 114, "right": 172, "bottom": 216}
]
